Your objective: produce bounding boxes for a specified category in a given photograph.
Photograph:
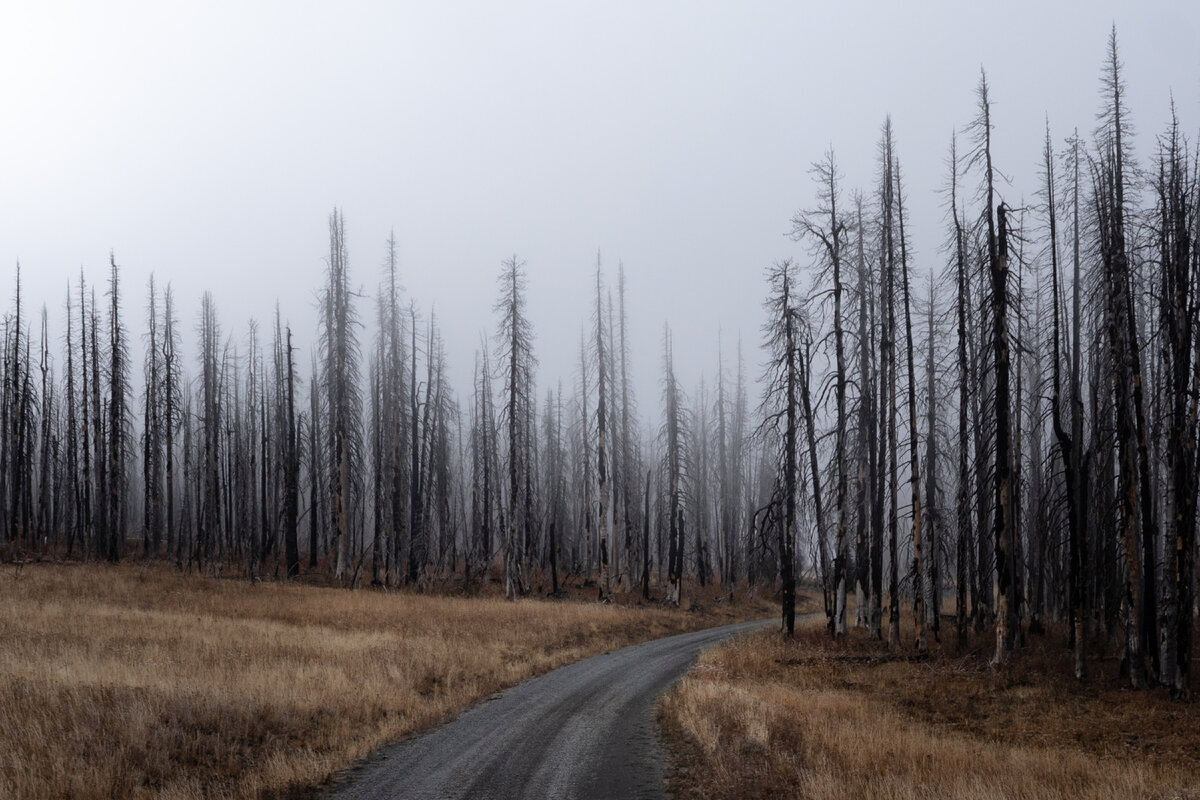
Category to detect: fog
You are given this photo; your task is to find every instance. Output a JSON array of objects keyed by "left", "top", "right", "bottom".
[{"left": 2, "top": 1, "right": 1197, "bottom": 404}]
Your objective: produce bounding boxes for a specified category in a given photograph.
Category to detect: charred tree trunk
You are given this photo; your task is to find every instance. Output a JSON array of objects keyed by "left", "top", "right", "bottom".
[
  {"left": 284, "top": 328, "right": 300, "bottom": 579},
  {"left": 896, "top": 159, "right": 927, "bottom": 653}
]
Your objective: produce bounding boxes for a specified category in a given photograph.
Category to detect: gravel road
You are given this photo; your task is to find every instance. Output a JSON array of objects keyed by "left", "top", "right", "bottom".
[{"left": 323, "top": 616, "right": 774, "bottom": 800}]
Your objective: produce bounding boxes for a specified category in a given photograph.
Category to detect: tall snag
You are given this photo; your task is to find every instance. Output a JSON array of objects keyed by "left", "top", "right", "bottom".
[
  {"left": 662, "top": 329, "right": 684, "bottom": 608},
  {"left": 1045, "top": 122, "right": 1087, "bottom": 680},
  {"left": 1153, "top": 106, "right": 1197, "bottom": 696},
  {"left": 495, "top": 255, "right": 536, "bottom": 601},
  {"left": 320, "top": 209, "right": 362, "bottom": 583},
  {"left": 594, "top": 255, "right": 611, "bottom": 601},
  {"left": 967, "top": 71, "right": 1015, "bottom": 664},
  {"left": 1094, "top": 28, "right": 1157, "bottom": 687},
  {"left": 895, "top": 158, "right": 927, "bottom": 653},
  {"left": 762, "top": 260, "right": 802, "bottom": 636},
  {"left": 791, "top": 150, "right": 849, "bottom": 637}
]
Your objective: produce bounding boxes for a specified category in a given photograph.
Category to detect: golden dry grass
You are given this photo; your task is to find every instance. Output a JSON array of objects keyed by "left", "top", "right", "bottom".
[
  {"left": 660, "top": 612, "right": 1200, "bottom": 800},
  {"left": 0, "top": 562, "right": 769, "bottom": 800}
]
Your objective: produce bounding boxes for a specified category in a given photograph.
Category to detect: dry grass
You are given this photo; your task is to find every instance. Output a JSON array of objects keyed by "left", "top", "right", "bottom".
[
  {"left": 0, "top": 562, "right": 771, "bottom": 800},
  {"left": 660, "top": 611, "right": 1200, "bottom": 800}
]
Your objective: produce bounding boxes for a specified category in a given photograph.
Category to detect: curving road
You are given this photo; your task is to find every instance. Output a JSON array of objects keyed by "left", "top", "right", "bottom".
[{"left": 323, "top": 617, "right": 774, "bottom": 800}]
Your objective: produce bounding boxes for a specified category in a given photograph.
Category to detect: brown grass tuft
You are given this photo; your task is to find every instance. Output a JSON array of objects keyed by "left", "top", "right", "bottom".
[
  {"left": 0, "top": 562, "right": 770, "bottom": 799},
  {"left": 660, "top": 612, "right": 1200, "bottom": 800}
]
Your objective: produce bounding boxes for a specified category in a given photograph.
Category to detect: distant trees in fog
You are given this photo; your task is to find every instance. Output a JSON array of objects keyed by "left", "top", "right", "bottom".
[{"left": 1, "top": 27, "right": 1198, "bottom": 696}]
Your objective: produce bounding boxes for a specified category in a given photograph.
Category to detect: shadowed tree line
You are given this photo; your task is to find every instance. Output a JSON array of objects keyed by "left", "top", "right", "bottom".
[{"left": 760, "top": 29, "right": 1198, "bottom": 697}]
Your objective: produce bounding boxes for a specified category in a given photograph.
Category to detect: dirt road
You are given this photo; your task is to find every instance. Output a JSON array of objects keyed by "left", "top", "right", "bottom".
[{"left": 323, "top": 617, "right": 773, "bottom": 800}]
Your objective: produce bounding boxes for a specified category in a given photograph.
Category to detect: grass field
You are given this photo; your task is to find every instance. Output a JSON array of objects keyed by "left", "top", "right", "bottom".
[
  {"left": 0, "top": 561, "right": 770, "bottom": 799},
  {"left": 660, "top": 611, "right": 1200, "bottom": 800}
]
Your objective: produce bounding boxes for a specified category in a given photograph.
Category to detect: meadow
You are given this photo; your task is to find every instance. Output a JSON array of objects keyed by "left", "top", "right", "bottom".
[
  {"left": 0, "top": 562, "right": 767, "bottom": 799},
  {"left": 660, "top": 612, "right": 1200, "bottom": 799}
]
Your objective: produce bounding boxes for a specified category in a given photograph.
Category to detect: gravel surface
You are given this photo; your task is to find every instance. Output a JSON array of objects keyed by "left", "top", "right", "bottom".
[{"left": 323, "top": 616, "right": 774, "bottom": 800}]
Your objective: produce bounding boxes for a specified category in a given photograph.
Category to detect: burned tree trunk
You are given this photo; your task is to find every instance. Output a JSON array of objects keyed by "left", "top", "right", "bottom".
[
  {"left": 763, "top": 261, "right": 803, "bottom": 636},
  {"left": 896, "top": 159, "right": 927, "bottom": 653}
]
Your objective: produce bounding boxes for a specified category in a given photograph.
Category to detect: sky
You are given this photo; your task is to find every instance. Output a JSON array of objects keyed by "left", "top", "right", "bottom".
[{"left": 1, "top": 1, "right": 1198, "bottom": 412}]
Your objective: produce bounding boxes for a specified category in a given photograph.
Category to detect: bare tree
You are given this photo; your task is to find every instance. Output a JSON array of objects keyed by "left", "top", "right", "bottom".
[
  {"left": 761, "top": 260, "right": 803, "bottom": 636},
  {"left": 142, "top": 276, "right": 163, "bottom": 558},
  {"left": 877, "top": 118, "right": 903, "bottom": 650},
  {"left": 1045, "top": 121, "right": 1087, "bottom": 679},
  {"left": 662, "top": 328, "right": 685, "bottom": 607},
  {"left": 283, "top": 323, "right": 300, "bottom": 579},
  {"left": 944, "top": 133, "right": 973, "bottom": 648},
  {"left": 593, "top": 255, "right": 612, "bottom": 601},
  {"left": 792, "top": 149, "right": 850, "bottom": 637},
  {"left": 1152, "top": 106, "right": 1197, "bottom": 696},
  {"left": 63, "top": 284, "right": 80, "bottom": 556},
  {"left": 495, "top": 255, "right": 536, "bottom": 600},
  {"left": 198, "top": 291, "right": 222, "bottom": 569},
  {"left": 965, "top": 71, "right": 1016, "bottom": 664},
  {"left": 320, "top": 209, "right": 363, "bottom": 582},
  {"left": 106, "top": 255, "right": 130, "bottom": 562},
  {"left": 162, "top": 285, "right": 180, "bottom": 566},
  {"left": 616, "top": 265, "right": 637, "bottom": 594},
  {"left": 895, "top": 158, "right": 928, "bottom": 653}
]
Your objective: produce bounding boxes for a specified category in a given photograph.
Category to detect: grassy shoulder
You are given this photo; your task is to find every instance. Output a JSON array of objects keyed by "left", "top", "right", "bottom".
[
  {"left": 0, "top": 562, "right": 771, "bottom": 800},
  {"left": 659, "top": 607, "right": 1200, "bottom": 800}
]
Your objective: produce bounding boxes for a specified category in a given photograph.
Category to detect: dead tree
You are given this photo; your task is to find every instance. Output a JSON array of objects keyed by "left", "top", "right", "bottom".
[
  {"left": 878, "top": 118, "right": 902, "bottom": 650},
  {"left": 762, "top": 260, "right": 803, "bottom": 636},
  {"left": 495, "top": 255, "right": 536, "bottom": 600},
  {"left": 791, "top": 149, "right": 849, "bottom": 636},
  {"left": 283, "top": 324, "right": 300, "bottom": 578},
  {"left": 1095, "top": 29, "right": 1158, "bottom": 687},
  {"left": 616, "top": 265, "right": 637, "bottom": 593},
  {"left": 105, "top": 255, "right": 129, "bottom": 562},
  {"left": 924, "top": 274, "right": 941, "bottom": 643},
  {"left": 63, "top": 285, "right": 80, "bottom": 556},
  {"left": 593, "top": 255, "right": 612, "bottom": 601},
  {"left": 142, "top": 276, "right": 163, "bottom": 558},
  {"left": 163, "top": 285, "right": 180, "bottom": 565},
  {"left": 1045, "top": 122, "right": 1087, "bottom": 679},
  {"left": 199, "top": 291, "right": 222, "bottom": 569},
  {"left": 966, "top": 71, "right": 1015, "bottom": 664},
  {"left": 662, "top": 328, "right": 685, "bottom": 607},
  {"left": 1153, "top": 107, "right": 1197, "bottom": 696},
  {"left": 320, "top": 209, "right": 363, "bottom": 582},
  {"left": 945, "top": 133, "right": 973, "bottom": 648},
  {"left": 896, "top": 158, "right": 928, "bottom": 652}
]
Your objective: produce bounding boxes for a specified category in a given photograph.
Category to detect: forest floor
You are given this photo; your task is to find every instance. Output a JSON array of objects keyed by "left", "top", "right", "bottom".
[
  {"left": 0, "top": 560, "right": 773, "bottom": 800},
  {"left": 660, "top": 608, "right": 1200, "bottom": 800}
]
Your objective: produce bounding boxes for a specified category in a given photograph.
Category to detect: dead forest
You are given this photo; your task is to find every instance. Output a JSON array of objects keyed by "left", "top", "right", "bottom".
[{"left": 2, "top": 29, "right": 1198, "bottom": 698}]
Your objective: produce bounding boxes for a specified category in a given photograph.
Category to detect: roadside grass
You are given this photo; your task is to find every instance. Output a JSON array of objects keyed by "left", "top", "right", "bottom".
[
  {"left": 660, "top": 609, "right": 1200, "bottom": 800},
  {"left": 0, "top": 561, "right": 772, "bottom": 800}
]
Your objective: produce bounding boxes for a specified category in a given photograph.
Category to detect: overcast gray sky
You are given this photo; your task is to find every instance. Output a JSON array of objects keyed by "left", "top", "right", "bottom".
[{"left": 2, "top": 1, "right": 1198, "bottom": 408}]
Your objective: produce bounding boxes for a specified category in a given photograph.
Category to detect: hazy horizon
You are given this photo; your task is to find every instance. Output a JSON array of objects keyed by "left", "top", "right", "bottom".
[{"left": 3, "top": 2, "right": 1198, "bottom": 407}]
